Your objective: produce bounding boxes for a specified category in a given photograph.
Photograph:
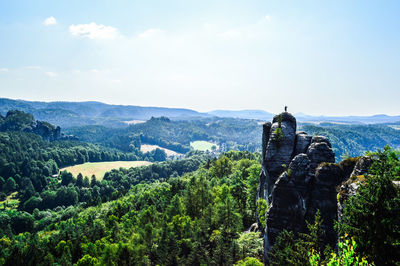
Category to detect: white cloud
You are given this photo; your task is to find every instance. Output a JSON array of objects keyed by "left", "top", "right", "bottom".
[
  {"left": 45, "top": 72, "right": 58, "bottom": 77},
  {"left": 43, "top": 16, "right": 57, "bottom": 26},
  {"left": 138, "top": 28, "right": 164, "bottom": 39},
  {"left": 265, "top": 15, "right": 272, "bottom": 21},
  {"left": 0, "top": 68, "right": 8, "bottom": 72},
  {"left": 69, "top": 22, "right": 118, "bottom": 40}
]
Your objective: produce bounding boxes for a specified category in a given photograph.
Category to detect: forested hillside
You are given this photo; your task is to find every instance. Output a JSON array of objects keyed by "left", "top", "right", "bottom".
[
  {"left": 1, "top": 147, "right": 399, "bottom": 265},
  {"left": 2, "top": 104, "right": 400, "bottom": 160},
  {"left": 0, "top": 98, "right": 208, "bottom": 127},
  {"left": 2, "top": 0, "right": 399, "bottom": 264},
  {"left": 0, "top": 151, "right": 261, "bottom": 265},
  {"left": 0, "top": 111, "right": 179, "bottom": 214},
  {"left": 65, "top": 117, "right": 262, "bottom": 153},
  {"left": 66, "top": 116, "right": 400, "bottom": 160},
  {"left": 300, "top": 123, "right": 400, "bottom": 159},
  {"left": 0, "top": 109, "right": 399, "bottom": 265}
]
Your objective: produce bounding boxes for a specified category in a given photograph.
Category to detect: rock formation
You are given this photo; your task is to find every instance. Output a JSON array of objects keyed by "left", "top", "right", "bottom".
[
  {"left": 32, "top": 120, "right": 61, "bottom": 141},
  {"left": 0, "top": 110, "right": 77, "bottom": 141},
  {"left": 258, "top": 112, "right": 372, "bottom": 262}
]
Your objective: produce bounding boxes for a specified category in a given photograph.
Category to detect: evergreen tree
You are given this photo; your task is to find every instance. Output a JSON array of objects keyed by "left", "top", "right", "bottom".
[
  {"left": 90, "top": 175, "right": 97, "bottom": 187},
  {"left": 83, "top": 176, "right": 90, "bottom": 187},
  {"left": 76, "top": 173, "right": 84, "bottom": 188},
  {"left": 60, "top": 171, "right": 74, "bottom": 186},
  {"left": 3, "top": 177, "right": 16, "bottom": 193}
]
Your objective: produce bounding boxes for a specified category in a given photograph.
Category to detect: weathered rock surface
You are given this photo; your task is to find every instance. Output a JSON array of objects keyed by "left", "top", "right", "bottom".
[
  {"left": 258, "top": 112, "right": 372, "bottom": 263},
  {"left": 264, "top": 113, "right": 297, "bottom": 199},
  {"left": 294, "top": 132, "right": 312, "bottom": 156},
  {"left": 349, "top": 156, "right": 373, "bottom": 178},
  {"left": 307, "top": 142, "right": 335, "bottom": 171},
  {"left": 307, "top": 163, "right": 342, "bottom": 246},
  {"left": 32, "top": 120, "right": 61, "bottom": 141},
  {"left": 266, "top": 154, "right": 311, "bottom": 246},
  {"left": 311, "top": 135, "right": 332, "bottom": 148}
]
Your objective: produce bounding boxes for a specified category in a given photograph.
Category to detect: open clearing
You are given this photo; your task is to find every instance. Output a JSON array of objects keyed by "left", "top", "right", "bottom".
[
  {"left": 123, "top": 120, "right": 146, "bottom": 125},
  {"left": 190, "top": 140, "right": 218, "bottom": 152},
  {"left": 60, "top": 161, "right": 152, "bottom": 180},
  {"left": 140, "top": 144, "right": 181, "bottom": 157}
]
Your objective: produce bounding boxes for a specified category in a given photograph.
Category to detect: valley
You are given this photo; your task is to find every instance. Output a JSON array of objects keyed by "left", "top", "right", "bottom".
[
  {"left": 1, "top": 2, "right": 399, "bottom": 264},
  {"left": 0, "top": 103, "right": 399, "bottom": 265}
]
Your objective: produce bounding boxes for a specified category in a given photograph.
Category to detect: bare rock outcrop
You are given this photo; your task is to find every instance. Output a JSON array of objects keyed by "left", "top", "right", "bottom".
[
  {"left": 258, "top": 112, "right": 372, "bottom": 263},
  {"left": 32, "top": 120, "right": 61, "bottom": 141},
  {"left": 294, "top": 132, "right": 312, "bottom": 155},
  {"left": 264, "top": 114, "right": 296, "bottom": 196}
]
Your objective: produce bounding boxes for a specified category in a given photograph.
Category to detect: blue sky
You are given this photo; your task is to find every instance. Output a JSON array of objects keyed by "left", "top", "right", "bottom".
[{"left": 0, "top": 0, "right": 399, "bottom": 115}]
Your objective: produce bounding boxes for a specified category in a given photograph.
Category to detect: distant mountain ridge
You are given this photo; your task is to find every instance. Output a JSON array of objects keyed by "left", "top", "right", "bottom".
[
  {"left": 0, "top": 98, "right": 210, "bottom": 128},
  {"left": 207, "top": 109, "right": 400, "bottom": 124},
  {"left": 296, "top": 113, "right": 400, "bottom": 124},
  {"left": 207, "top": 109, "right": 274, "bottom": 120},
  {"left": 1, "top": 98, "right": 399, "bottom": 127}
]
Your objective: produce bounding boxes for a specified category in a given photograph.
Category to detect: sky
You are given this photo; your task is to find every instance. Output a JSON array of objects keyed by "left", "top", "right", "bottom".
[{"left": 0, "top": 0, "right": 399, "bottom": 116}]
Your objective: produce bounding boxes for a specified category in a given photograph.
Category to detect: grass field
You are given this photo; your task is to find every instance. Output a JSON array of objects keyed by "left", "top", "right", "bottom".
[
  {"left": 190, "top": 140, "right": 218, "bottom": 152},
  {"left": 60, "top": 161, "right": 152, "bottom": 180},
  {"left": 140, "top": 144, "right": 181, "bottom": 157}
]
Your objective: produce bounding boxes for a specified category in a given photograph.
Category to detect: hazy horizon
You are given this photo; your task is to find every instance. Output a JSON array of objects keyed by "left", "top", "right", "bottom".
[
  {"left": 3, "top": 96, "right": 400, "bottom": 118},
  {"left": 1, "top": 1, "right": 399, "bottom": 116}
]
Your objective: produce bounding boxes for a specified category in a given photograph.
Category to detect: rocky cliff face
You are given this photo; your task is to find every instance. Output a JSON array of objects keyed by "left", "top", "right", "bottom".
[
  {"left": 31, "top": 120, "right": 61, "bottom": 141},
  {"left": 258, "top": 112, "right": 371, "bottom": 262}
]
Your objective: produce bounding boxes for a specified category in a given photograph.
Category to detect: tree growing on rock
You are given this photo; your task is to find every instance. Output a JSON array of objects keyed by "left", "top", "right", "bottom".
[{"left": 338, "top": 147, "right": 400, "bottom": 265}]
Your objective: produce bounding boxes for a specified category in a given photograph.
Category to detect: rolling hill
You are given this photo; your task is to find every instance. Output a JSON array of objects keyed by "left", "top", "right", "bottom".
[
  {"left": 0, "top": 98, "right": 209, "bottom": 127},
  {"left": 1, "top": 98, "right": 400, "bottom": 128}
]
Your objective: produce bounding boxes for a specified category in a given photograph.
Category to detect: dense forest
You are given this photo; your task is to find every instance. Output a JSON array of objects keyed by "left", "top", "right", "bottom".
[
  {"left": 301, "top": 123, "right": 400, "bottom": 159},
  {"left": 65, "top": 116, "right": 400, "bottom": 160},
  {"left": 0, "top": 111, "right": 185, "bottom": 213},
  {"left": 0, "top": 109, "right": 399, "bottom": 265},
  {"left": 2, "top": 0, "right": 400, "bottom": 262},
  {"left": 4, "top": 103, "right": 400, "bottom": 160},
  {"left": 0, "top": 151, "right": 264, "bottom": 265},
  {"left": 1, "top": 148, "right": 399, "bottom": 265},
  {"left": 65, "top": 116, "right": 262, "bottom": 153}
]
